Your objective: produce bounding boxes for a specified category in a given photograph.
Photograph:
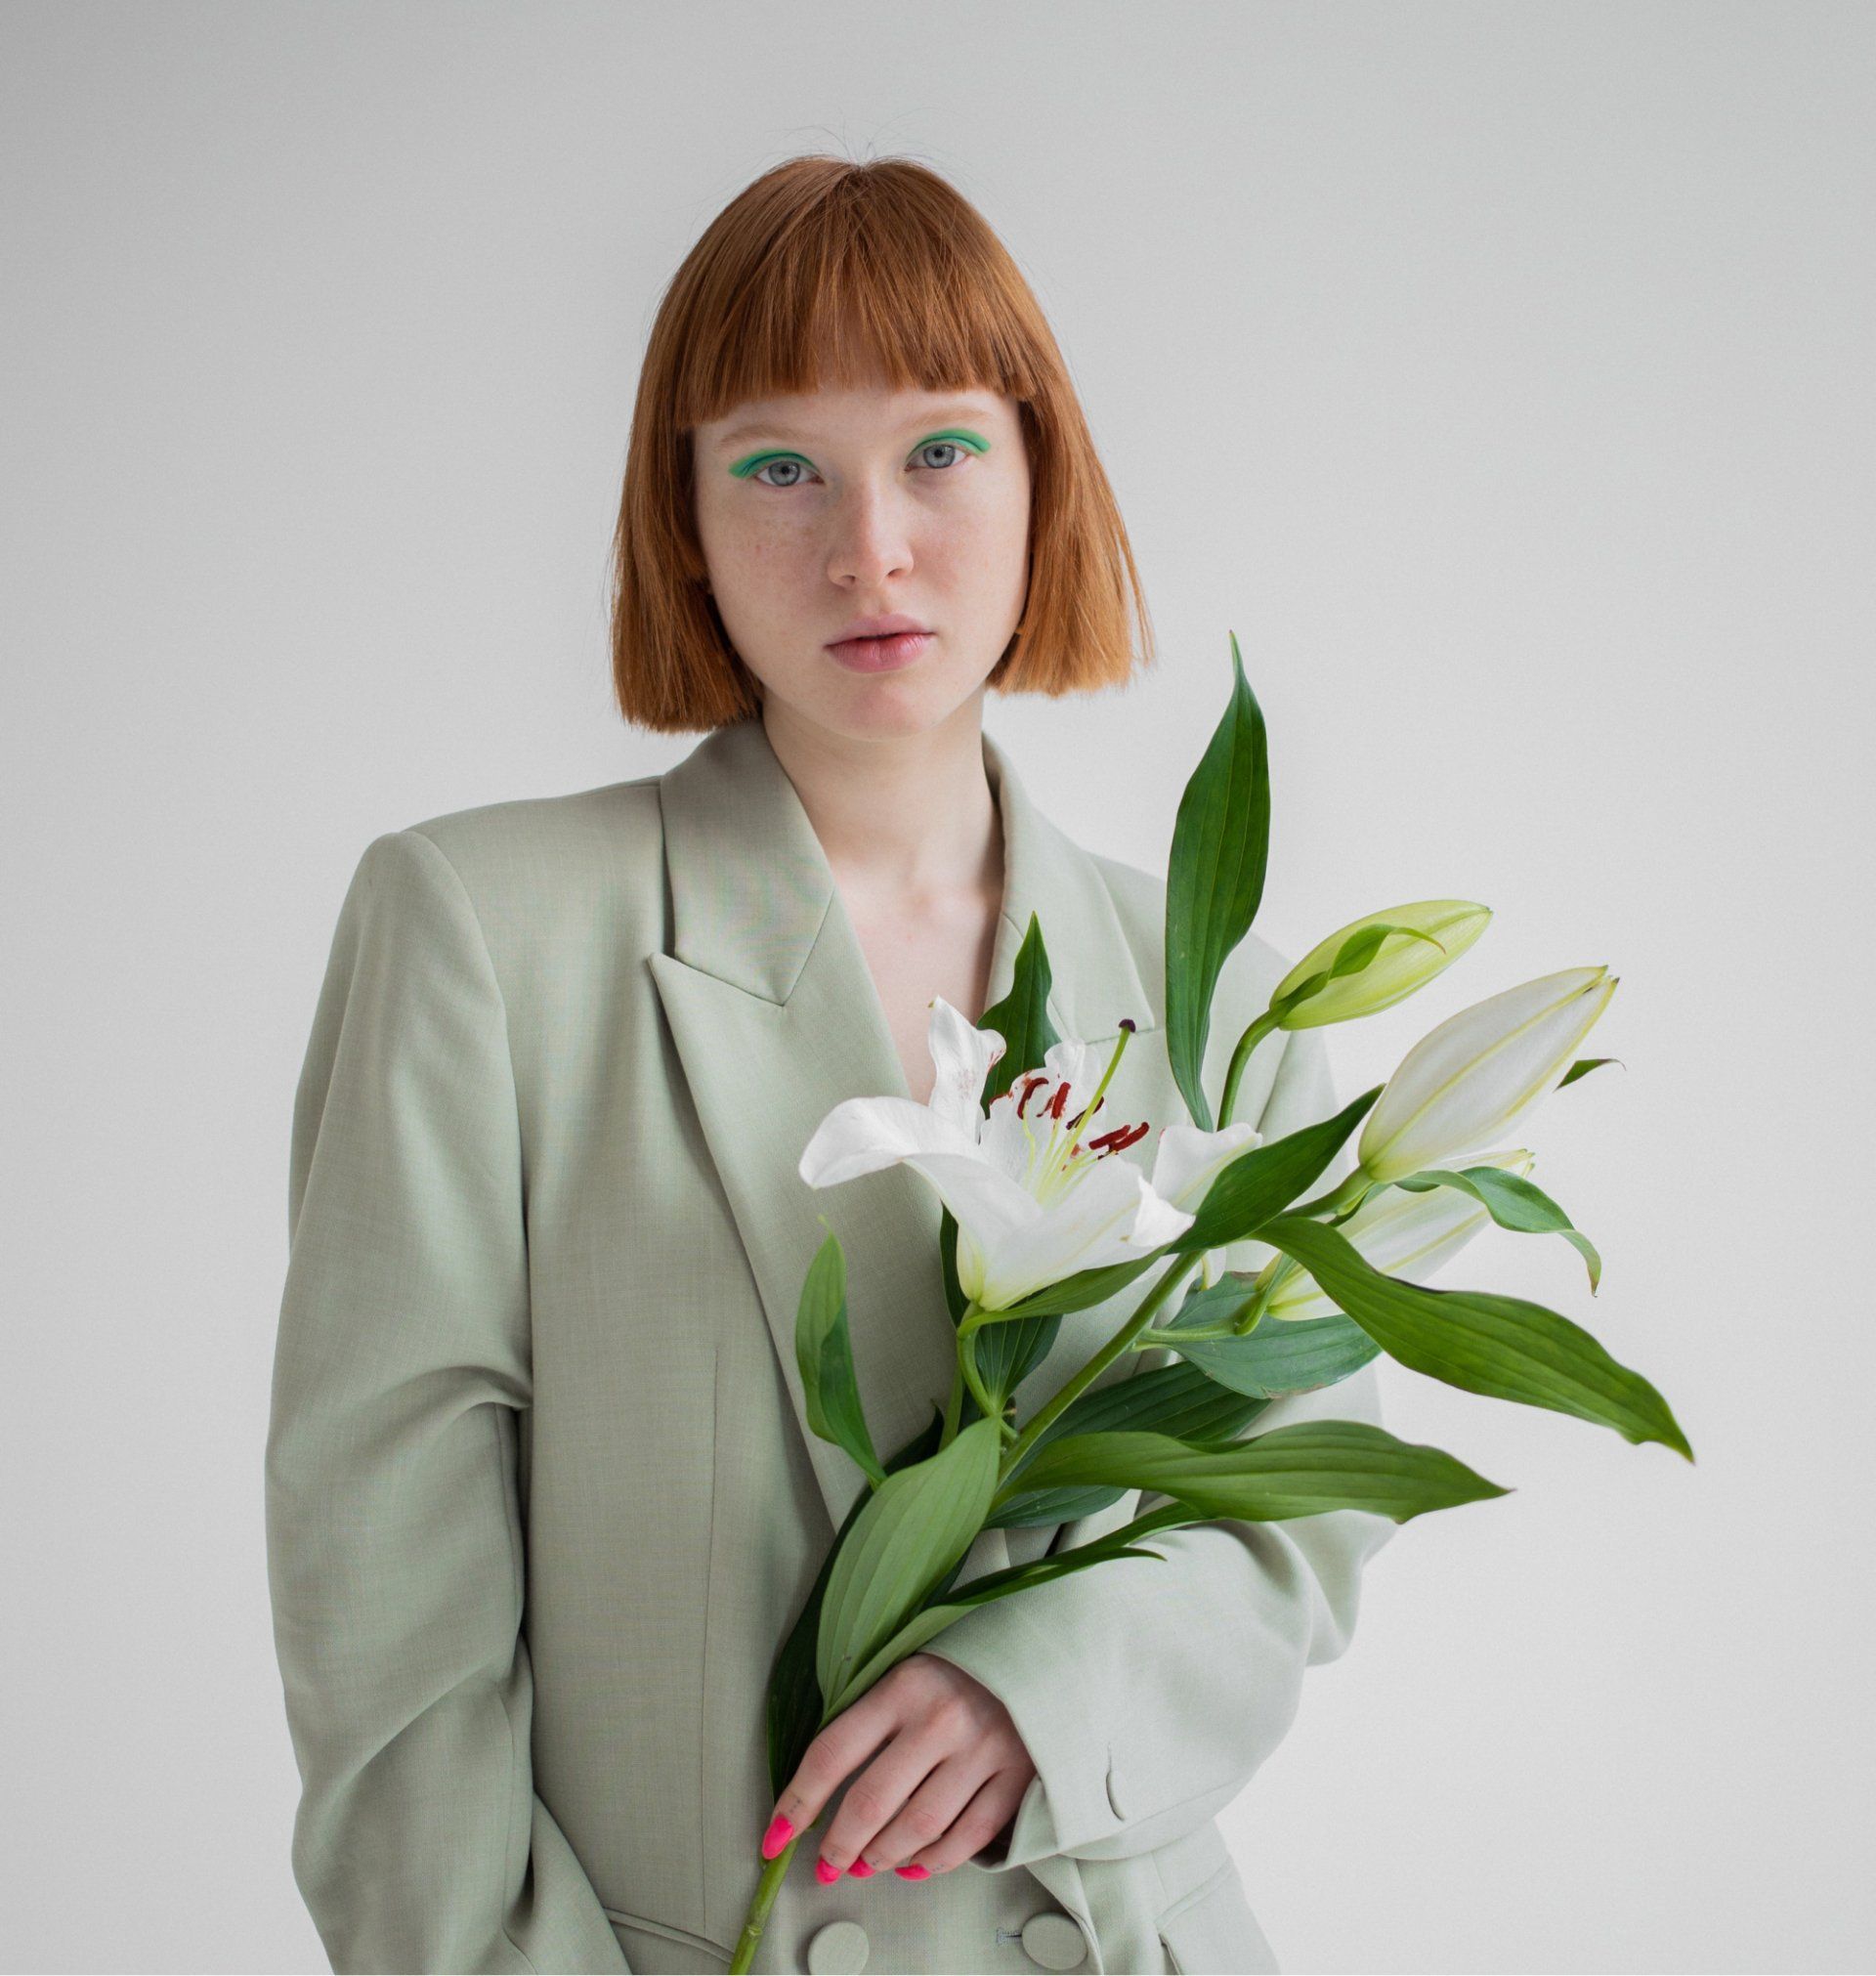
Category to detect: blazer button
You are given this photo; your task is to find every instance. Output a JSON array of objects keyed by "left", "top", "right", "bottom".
[
  {"left": 805, "top": 1918, "right": 870, "bottom": 1973},
  {"left": 1021, "top": 1911, "right": 1089, "bottom": 1970}
]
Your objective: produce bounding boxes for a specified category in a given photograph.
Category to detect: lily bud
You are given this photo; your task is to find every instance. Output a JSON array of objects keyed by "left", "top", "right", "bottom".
[
  {"left": 1358, "top": 966, "right": 1617, "bottom": 1183},
  {"left": 1272, "top": 900, "right": 1491, "bottom": 1028},
  {"left": 1264, "top": 1149, "right": 1535, "bottom": 1320}
]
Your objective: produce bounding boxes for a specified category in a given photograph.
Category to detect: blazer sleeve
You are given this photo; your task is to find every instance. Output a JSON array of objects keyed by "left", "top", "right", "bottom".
[
  {"left": 928, "top": 1019, "right": 1397, "bottom": 1871},
  {"left": 265, "top": 829, "right": 630, "bottom": 1974}
]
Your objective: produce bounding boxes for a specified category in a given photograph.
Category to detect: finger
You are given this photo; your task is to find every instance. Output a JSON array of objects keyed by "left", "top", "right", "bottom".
[
  {"left": 898, "top": 1768, "right": 1031, "bottom": 1877},
  {"left": 763, "top": 1696, "right": 898, "bottom": 1861},
  {"left": 845, "top": 1754, "right": 1006, "bottom": 1872},
  {"left": 818, "top": 1732, "right": 974, "bottom": 1878}
]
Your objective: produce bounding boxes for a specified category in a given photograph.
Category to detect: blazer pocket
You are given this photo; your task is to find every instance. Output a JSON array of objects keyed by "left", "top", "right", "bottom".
[
  {"left": 603, "top": 1904, "right": 735, "bottom": 1973},
  {"left": 1154, "top": 1855, "right": 1280, "bottom": 1976}
]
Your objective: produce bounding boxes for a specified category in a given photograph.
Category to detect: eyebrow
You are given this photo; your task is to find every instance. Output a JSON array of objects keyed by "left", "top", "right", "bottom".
[{"left": 711, "top": 403, "right": 999, "bottom": 450}]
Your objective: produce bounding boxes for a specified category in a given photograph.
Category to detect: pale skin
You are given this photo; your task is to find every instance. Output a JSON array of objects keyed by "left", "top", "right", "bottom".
[{"left": 691, "top": 370, "right": 1038, "bottom": 1876}]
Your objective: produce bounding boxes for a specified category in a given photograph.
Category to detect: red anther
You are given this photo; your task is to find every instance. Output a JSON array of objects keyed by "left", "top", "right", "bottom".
[
  {"left": 1046, "top": 1082, "right": 1070, "bottom": 1120},
  {"left": 1088, "top": 1120, "right": 1150, "bottom": 1155},
  {"left": 1065, "top": 1095, "right": 1106, "bottom": 1132},
  {"left": 1014, "top": 1071, "right": 1049, "bottom": 1118}
]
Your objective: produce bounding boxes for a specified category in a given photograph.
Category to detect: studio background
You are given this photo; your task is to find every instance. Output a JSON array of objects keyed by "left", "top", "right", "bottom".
[{"left": 3, "top": 3, "right": 1867, "bottom": 1971}]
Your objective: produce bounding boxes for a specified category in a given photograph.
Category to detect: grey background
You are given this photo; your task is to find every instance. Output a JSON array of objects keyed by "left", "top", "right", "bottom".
[{"left": 3, "top": 3, "right": 1869, "bottom": 1970}]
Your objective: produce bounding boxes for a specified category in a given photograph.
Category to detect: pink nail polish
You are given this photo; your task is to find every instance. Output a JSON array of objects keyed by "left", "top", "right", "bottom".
[
  {"left": 894, "top": 1863, "right": 930, "bottom": 1879},
  {"left": 760, "top": 1813, "right": 793, "bottom": 1861},
  {"left": 849, "top": 1858, "right": 876, "bottom": 1878},
  {"left": 815, "top": 1856, "right": 842, "bottom": 1884}
]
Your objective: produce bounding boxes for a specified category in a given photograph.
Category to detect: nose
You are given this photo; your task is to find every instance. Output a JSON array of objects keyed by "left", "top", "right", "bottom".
[{"left": 826, "top": 480, "right": 914, "bottom": 591}]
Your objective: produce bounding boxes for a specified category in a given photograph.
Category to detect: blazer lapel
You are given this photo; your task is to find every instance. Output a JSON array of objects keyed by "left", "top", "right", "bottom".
[{"left": 648, "top": 716, "right": 1159, "bottom": 1546}]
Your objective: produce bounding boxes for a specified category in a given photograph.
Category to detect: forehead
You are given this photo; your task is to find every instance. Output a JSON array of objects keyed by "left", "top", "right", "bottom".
[{"left": 706, "top": 387, "right": 1008, "bottom": 449}]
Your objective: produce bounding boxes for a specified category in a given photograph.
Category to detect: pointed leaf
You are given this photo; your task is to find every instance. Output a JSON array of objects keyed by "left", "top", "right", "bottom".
[
  {"left": 1160, "top": 1302, "right": 1384, "bottom": 1397},
  {"left": 1258, "top": 1214, "right": 1692, "bottom": 1459},
  {"left": 766, "top": 1403, "right": 945, "bottom": 1796},
  {"left": 1166, "top": 634, "right": 1270, "bottom": 1132},
  {"left": 977, "top": 914, "right": 1059, "bottom": 1105},
  {"left": 999, "top": 1421, "right": 1510, "bottom": 1523},
  {"left": 1172, "top": 1082, "right": 1382, "bottom": 1252},
  {"left": 794, "top": 1230, "right": 884, "bottom": 1484},
  {"left": 824, "top": 1506, "right": 1203, "bottom": 1715},
  {"left": 990, "top": 1359, "right": 1275, "bottom": 1527},
  {"left": 1392, "top": 1164, "right": 1603, "bottom": 1292},
  {"left": 817, "top": 1417, "right": 1002, "bottom": 1707}
]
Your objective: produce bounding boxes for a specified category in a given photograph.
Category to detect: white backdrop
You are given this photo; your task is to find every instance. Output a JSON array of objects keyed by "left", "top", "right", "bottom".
[{"left": 3, "top": 4, "right": 1869, "bottom": 1970}]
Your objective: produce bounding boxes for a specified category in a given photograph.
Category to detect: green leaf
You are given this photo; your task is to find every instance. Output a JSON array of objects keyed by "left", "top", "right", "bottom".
[
  {"left": 793, "top": 1230, "right": 884, "bottom": 1485},
  {"left": 982, "top": 1251, "right": 1164, "bottom": 1323},
  {"left": 976, "top": 913, "right": 1059, "bottom": 1106},
  {"left": 817, "top": 1417, "right": 1003, "bottom": 1710},
  {"left": 1557, "top": 1054, "right": 1620, "bottom": 1090},
  {"left": 989, "top": 1359, "right": 1276, "bottom": 1527},
  {"left": 998, "top": 1421, "right": 1510, "bottom": 1523},
  {"left": 1171, "top": 1082, "right": 1382, "bottom": 1253},
  {"left": 1391, "top": 1165, "right": 1603, "bottom": 1293},
  {"left": 824, "top": 1506, "right": 1203, "bottom": 1716},
  {"left": 1166, "top": 633, "right": 1270, "bottom": 1133},
  {"left": 1159, "top": 1300, "right": 1384, "bottom": 1398},
  {"left": 766, "top": 1403, "right": 946, "bottom": 1797},
  {"left": 1257, "top": 1214, "right": 1693, "bottom": 1460}
]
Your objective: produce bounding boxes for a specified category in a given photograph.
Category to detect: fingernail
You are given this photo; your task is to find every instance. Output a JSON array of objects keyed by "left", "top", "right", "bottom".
[
  {"left": 760, "top": 1813, "right": 793, "bottom": 1861},
  {"left": 894, "top": 1863, "right": 930, "bottom": 1879},
  {"left": 848, "top": 1858, "right": 876, "bottom": 1878},
  {"left": 815, "top": 1856, "right": 842, "bottom": 1884}
]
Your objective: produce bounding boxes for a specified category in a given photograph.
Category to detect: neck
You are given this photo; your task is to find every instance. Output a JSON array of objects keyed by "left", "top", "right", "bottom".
[{"left": 760, "top": 696, "right": 1002, "bottom": 907}]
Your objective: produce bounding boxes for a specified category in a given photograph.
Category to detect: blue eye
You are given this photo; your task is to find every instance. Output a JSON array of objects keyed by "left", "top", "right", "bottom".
[
  {"left": 749, "top": 456, "right": 811, "bottom": 489},
  {"left": 739, "top": 430, "right": 988, "bottom": 489}
]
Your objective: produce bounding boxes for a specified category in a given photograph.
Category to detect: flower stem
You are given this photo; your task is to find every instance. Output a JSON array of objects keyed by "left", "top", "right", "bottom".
[
  {"left": 1219, "top": 1009, "right": 1281, "bottom": 1130},
  {"left": 998, "top": 1248, "right": 1203, "bottom": 1485},
  {"left": 956, "top": 1302, "right": 1017, "bottom": 1443},
  {"left": 730, "top": 1829, "right": 806, "bottom": 1974}
]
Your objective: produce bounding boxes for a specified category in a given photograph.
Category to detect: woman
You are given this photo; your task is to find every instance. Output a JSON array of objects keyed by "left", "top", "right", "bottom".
[{"left": 266, "top": 154, "right": 1393, "bottom": 1976}]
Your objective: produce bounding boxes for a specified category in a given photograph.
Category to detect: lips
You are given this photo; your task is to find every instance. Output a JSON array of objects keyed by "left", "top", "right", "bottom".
[{"left": 827, "top": 629, "right": 934, "bottom": 672}]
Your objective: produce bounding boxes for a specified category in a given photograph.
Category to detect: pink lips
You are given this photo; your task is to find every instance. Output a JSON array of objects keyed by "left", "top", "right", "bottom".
[{"left": 827, "top": 630, "right": 933, "bottom": 671}]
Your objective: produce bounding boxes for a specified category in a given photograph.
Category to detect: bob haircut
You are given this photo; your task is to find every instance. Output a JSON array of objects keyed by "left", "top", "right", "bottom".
[{"left": 610, "top": 153, "right": 1155, "bottom": 732}]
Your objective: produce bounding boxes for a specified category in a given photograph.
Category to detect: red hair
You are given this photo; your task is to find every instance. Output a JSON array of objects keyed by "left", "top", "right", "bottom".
[{"left": 609, "top": 153, "right": 1155, "bottom": 732}]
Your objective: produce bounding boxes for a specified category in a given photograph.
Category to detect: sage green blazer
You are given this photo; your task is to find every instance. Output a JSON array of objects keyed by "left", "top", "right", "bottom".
[{"left": 266, "top": 715, "right": 1393, "bottom": 1976}]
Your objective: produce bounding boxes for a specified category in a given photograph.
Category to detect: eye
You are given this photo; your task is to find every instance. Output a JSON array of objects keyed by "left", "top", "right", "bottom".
[
  {"left": 913, "top": 439, "right": 969, "bottom": 471},
  {"left": 749, "top": 454, "right": 815, "bottom": 489}
]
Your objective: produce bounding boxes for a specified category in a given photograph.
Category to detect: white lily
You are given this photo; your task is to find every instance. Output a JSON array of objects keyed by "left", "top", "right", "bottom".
[
  {"left": 798, "top": 996, "right": 1260, "bottom": 1312},
  {"left": 1358, "top": 966, "right": 1616, "bottom": 1183},
  {"left": 1258, "top": 1147, "right": 1536, "bottom": 1321}
]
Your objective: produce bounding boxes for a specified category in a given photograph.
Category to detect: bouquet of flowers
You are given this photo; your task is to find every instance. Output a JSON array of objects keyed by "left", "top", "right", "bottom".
[{"left": 728, "top": 637, "right": 1692, "bottom": 1972}]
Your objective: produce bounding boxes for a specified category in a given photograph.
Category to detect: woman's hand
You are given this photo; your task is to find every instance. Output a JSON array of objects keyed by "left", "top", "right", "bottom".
[{"left": 761, "top": 1653, "right": 1037, "bottom": 1879}]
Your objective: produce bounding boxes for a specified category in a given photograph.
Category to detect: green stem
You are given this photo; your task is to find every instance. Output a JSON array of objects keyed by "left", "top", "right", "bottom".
[
  {"left": 956, "top": 1302, "right": 1017, "bottom": 1444},
  {"left": 730, "top": 1829, "right": 808, "bottom": 1974},
  {"left": 939, "top": 1352, "right": 964, "bottom": 1450},
  {"left": 1219, "top": 1009, "right": 1282, "bottom": 1130},
  {"left": 997, "top": 1248, "right": 1203, "bottom": 1486},
  {"left": 1287, "top": 1168, "right": 1376, "bottom": 1222}
]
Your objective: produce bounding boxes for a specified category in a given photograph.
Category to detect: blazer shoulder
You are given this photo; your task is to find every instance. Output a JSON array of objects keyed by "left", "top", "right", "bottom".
[
  {"left": 329, "top": 776, "right": 671, "bottom": 1005},
  {"left": 390, "top": 773, "right": 666, "bottom": 903}
]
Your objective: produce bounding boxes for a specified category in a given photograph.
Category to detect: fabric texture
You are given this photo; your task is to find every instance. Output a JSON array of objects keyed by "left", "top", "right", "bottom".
[{"left": 264, "top": 717, "right": 1394, "bottom": 1974}]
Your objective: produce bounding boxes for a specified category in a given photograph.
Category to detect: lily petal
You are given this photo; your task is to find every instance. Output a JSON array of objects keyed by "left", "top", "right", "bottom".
[
  {"left": 966, "top": 1157, "right": 1194, "bottom": 1310},
  {"left": 798, "top": 1093, "right": 981, "bottom": 1189},
  {"left": 1149, "top": 1121, "right": 1261, "bottom": 1212},
  {"left": 923, "top": 995, "right": 1006, "bottom": 1143},
  {"left": 893, "top": 1149, "right": 1048, "bottom": 1306}
]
